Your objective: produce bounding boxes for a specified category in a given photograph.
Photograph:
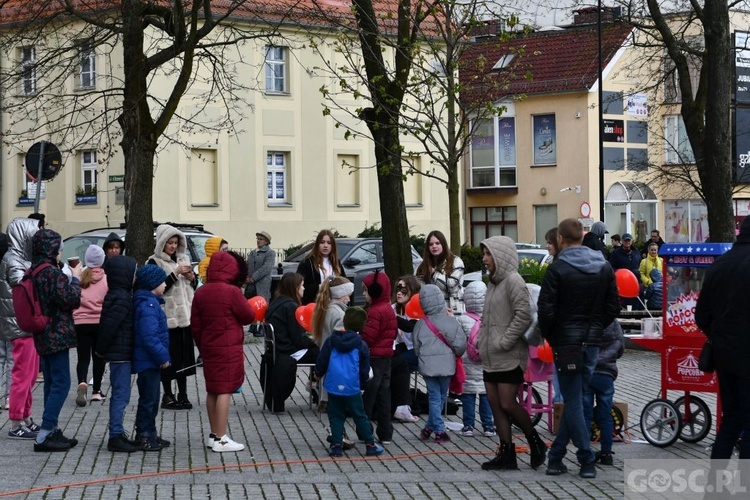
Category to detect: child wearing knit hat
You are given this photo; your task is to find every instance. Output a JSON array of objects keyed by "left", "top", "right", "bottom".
[
  {"left": 315, "top": 306, "right": 383, "bottom": 458},
  {"left": 132, "top": 264, "right": 171, "bottom": 451}
]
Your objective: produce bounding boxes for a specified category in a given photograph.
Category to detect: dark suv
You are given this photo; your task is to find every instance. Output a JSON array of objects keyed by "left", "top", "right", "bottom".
[
  {"left": 61, "top": 223, "right": 213, "bottom": 265},
  {"left": 274, "top": 238, "right": 422, "bottom": 305}
]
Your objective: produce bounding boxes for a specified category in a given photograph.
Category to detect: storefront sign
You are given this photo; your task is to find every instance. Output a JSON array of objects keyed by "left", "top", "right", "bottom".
[
  {"left": 497, "top": 117, "right": 516, "bottom": 166},
  {"left": 626, "top": 93, "right": 648, "bottom": 116},
  {"left": 532, "top": 114, "right": 556, "bottom": 165},
  {"left": 736, "top": 107, "right": 750, "bottom": 183},
  {"left": 602, "top": 119, "right": 624, "bottom": 142},
  {"left": 736, "top": 32, "right": 750, "bottom": 104}
]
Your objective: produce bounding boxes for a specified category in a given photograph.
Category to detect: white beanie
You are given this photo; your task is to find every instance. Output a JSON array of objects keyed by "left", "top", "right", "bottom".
[
  {"left": 85, "top": 244, "right": 106, "bottom": 268},
  {"left": 330, "top": 282, "right": 354, "bottom": 299}
]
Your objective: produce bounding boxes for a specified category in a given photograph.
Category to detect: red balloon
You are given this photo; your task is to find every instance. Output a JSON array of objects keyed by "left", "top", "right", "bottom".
[
  {"left": 295, "top": 303, "right": 315, "bottom": 331},
  {"left": 537, "top": 341, "right": 554, "bottom": 363},
  {"left": 404, "top": 294, "right": 424, "bottom": 319},
  {"left": 615, "top": 269, "right": 640, "bottom": 298},
  {"left": 247, "top": 296, "right": 268, "bottom": 322}
]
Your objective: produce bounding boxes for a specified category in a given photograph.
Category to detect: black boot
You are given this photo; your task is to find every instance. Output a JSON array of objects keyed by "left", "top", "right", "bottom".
[
  {"left": 527, "top": 430, "right": 548, "bottom": 469},
  {"left": 481, "top": 441, "right": 518, "bottom": 470}
]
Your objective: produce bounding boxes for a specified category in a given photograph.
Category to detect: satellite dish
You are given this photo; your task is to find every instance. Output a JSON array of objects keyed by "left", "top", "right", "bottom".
[{"left": 25, "top": 141, "right": 62, "bottom": 181}]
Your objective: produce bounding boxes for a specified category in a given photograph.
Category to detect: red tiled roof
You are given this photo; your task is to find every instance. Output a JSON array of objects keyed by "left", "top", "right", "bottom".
[{"left": 459, "top": 22, "right": 633, "bottom": 105}]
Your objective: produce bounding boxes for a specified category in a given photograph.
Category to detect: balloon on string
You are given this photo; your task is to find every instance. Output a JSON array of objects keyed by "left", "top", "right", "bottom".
[
  {"left": 247, "top": 296, "right": 268, "bottom": 321},
  {"left": 404, "top": 294, "right": 424, "bottom": 319},
  {"left": 296, "top": 304, "right": 314, "bottom": 331},
  {"left": 537, "top": 341, "right": 554, "bottom": 363},
  {"left": 615, "top": 269, "right": 640, "bottom": 298}
]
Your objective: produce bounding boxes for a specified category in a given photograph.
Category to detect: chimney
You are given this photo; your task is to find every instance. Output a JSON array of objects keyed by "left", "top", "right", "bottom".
[{"left": 573, "top": 6, "right": 621, "bottom": 25}]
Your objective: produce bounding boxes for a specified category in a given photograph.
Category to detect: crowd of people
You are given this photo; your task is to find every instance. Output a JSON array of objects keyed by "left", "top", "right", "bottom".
[{"left": 0, "top": 216, "right": 654, "bottom": 477}]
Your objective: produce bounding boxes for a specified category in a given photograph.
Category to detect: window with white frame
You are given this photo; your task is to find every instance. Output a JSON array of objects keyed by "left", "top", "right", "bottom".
[
  {"left": 81, "top": 151, "right": 97, "bottom": 193},
  {"left": 664, "top": 115, "right": 695, "bottom": 164},
  {"left": 264, "top": 46, "right": 287, "bottom": 93},
  {"left": 79, "top": 40, "right": 96, "bottom": 88},
  {"left": 469, "top": 111, "right": 517, "bottom": 188},
  {"left": 20, "top": 46, "right": 36, "bottom": 95},
  {"left": 267, "top": 152, "right": 288, "bottom": 203}
]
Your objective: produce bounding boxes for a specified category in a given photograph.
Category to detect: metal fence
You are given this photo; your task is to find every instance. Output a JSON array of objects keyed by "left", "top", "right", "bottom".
[{"left": 230, "top": 247, "right": 287, "bottom": 265}]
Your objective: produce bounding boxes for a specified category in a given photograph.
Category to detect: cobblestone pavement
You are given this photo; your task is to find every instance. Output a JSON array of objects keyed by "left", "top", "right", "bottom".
[{"left": 0, "top": 339, "right": 717, "bottom": 499}]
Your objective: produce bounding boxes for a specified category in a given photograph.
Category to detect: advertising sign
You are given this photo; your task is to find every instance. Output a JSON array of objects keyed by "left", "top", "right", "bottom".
[
  {"left": 497, "top": 117, "right": 516, "bottom": 166},
  {"left": 736, "top": 32, "right": 750, "bottom": 104},
  {"left": 736, "top": 107, "right": 750, "bottom": 183},
  {"left": 626, "top": 93, "right": 648, "bottom": 116},
  {"left": 532, "top": 114, "right": 556, "bottom": 165},
  {"left": 602, "top": 119, "right": 625, "bottom": 142}
]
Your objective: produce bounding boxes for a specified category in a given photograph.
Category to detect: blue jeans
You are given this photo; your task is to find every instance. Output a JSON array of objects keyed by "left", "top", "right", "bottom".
[
  {"left": 109, "top": 362, "right": 132, "bottom": 439},
  {"left": 135, "top": 369, "right": 161, "bottom": 440},
  {"left": 40, "top": 350, "right": 71, "bottom": 431},
  {"left": 552, "top": 369, "right": 563, "bottom": 403},
  {"left": 460, "top": 392, "right": 494, "bottom": 431},
  {"left": 424, "top": 376, "right": 450, "bottom": 433},
  {"left": 583, "top": 373, "right": 615, "bottom": 453},
  {"left": 549, "top": 345, "right": 599, "bottom": 465}
]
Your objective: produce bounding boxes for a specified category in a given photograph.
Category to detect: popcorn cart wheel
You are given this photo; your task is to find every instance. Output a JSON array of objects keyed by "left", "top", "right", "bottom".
[
  {"left": 639, "top": 398, "right": 683, "bottom": 447},
  {"left": 673, "top": 395, "right": 712, "bottom": 443}
]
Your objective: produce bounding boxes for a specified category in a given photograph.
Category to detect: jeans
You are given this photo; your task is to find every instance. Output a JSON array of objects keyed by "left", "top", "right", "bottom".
[
  {"left": 327, "top": 393, "right": 374, "bottom": 445},
  {"left": 8, "top": 337, "right": 38, "bottom": 421},
  {"left": 552, "top": 368, "right": 563, "bottom": 403},
  {"left": 135, "top": 369, "right": 161, "bottom": 440},
  {"left": 460, "top": 392, "right": 494, "bottom": 431},
  {"left": 583, "top": 373, "right": 615, "bottom": 453},
  {"left": 39, "top": 349, "right": 71, "bottom": 431},
  {"left": 424, "top": 375, "right": 450, "bottom": 433},
  {"left": 549, "top": 345, "right": 599, "bottom": 465},
  {"left": 362, "top": 357, "right": 392, "bottom": 441},
  {"left": 711, "top": 369, "right": 750, "bottom": 459},
  {"left": 109, "top": 362, "right": 132, "bottom": 439}
]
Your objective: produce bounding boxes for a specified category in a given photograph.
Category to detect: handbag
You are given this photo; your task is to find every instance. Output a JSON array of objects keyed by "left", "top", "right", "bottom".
[
  {"left": 698, "top": 339, "right": 715, "bottom": 373},
  {"left": 423, "top": 318, "right": 465, "bottom": 393},
  {"left": 523, "top": 284, "right": 543, "bottom": 346},
  {"left": 554, "top": 344, "right": 585, "bottom": 374}
]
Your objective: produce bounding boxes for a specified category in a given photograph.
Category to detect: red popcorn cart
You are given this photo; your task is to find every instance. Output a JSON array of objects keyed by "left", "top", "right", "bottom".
[{"left": 629, "top": 243, "right": 731, "bottom": 447}]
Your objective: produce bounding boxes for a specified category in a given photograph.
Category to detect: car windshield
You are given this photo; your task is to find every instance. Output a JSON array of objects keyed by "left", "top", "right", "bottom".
[{"left": 286, "top": 241, "right": 355, "bottom": 262}]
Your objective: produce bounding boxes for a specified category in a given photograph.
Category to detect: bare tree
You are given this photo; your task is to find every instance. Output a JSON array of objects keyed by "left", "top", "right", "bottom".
[
  {"left": 0, "top": 0, "right": 284, "bottom": 262},
  {"left": 605, "top": 0, "right": 736, "bottom": 241}
]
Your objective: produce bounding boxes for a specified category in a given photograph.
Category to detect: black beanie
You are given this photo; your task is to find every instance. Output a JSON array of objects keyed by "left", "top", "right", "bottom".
[{"left": 343, "top": 306, "right": 367, "bottom": 333}]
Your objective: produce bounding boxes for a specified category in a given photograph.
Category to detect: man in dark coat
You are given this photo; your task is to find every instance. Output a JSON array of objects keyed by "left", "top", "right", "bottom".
[
  {"left": 538, "top": 218, "right": 620, "bottom": 479},
  {"left": 640, "top": 229, "right": 666, "bottom": 258},
  {"left": 695, "top": 217, "right": 750, "bottom": 459},
  {"left": 581, "top": 221, "right": 608, "bottom": 259}
]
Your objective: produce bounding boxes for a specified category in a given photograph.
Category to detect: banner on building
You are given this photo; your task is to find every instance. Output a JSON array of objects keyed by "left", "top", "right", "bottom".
[
  {"left": 498, "top": 117, "right": 516, "bottom": 166},
  {"left": 602, "top": 119, "right": 625, "bottom": 142},
  {"left": 736, "top": 32, "right": 750, "bottom": 104},
  {"left": 532, "top": 114, "right": 556, "bottom": 165},
  {"left": 736, "top": 107, "right": 750, "bottom": 183},
  {"left": 626, "top": 94, "right": 648, "bottom": 116}
]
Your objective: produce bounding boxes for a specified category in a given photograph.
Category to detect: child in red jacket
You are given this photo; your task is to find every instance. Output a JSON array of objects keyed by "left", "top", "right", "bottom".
[{"left": 360, "top": 270, "right": 398, "bottom": 444}]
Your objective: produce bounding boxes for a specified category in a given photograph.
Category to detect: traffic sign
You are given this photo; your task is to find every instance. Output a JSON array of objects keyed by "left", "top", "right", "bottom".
[{"left": 25, "top": 141, "right": 62, "bottom": 181}]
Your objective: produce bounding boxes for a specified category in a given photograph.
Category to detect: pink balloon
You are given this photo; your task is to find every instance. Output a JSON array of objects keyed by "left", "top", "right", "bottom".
[{"left": 615, "top": 269, "right": 640, "bottom": 298}]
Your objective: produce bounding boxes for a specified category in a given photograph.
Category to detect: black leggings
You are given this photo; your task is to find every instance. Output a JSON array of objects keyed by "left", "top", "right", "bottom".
[{"left": 75, "top": 323, "right": 106, "bottom": 393}]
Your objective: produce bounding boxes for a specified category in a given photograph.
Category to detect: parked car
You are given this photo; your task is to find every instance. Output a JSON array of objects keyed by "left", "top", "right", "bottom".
[
  {"left": 61, "top": 223, "right": 214, "bottom": 265},
  {"left": 272, "top": 238, "right": 422, "bottom": 306}
]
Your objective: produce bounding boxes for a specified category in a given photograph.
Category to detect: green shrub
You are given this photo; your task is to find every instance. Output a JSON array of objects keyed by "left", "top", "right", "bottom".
[
  {"left": 519, "top": 258, "right": 548, "bottom": 285},
  {"left": 460, "top": 243, "right": 483, "bottom": 273}
]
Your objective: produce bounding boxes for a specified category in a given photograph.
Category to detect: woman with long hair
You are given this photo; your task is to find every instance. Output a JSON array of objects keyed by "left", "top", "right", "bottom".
[
  {"left": 73, "top": 245, "right": 108, "bottom": 406},
  {"left": 477, "top": 235, "right": 546, "bottom": 471},
  {"left": 297, "top": 230, "right": 343, "bottom": 305},
  {"left": 390, "top": 275, "right": 421, "bottom": 423},
  {"left": 147, "top": 224, "right": 197, "bottom": 410},
  {"left": 415, "top": 230, "right": 465, "bottom": 313},
  {"left": 263, "top": 272, "right": 319, "bottom": 412},
  {"left": 311, "top": 276, "right": 353, "bottom": 413},
  {"left": 545, "top": 228, "right": 560, "bottom": 261}
]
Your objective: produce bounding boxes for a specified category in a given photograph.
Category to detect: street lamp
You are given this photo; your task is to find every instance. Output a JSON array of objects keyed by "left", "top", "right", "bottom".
[{"left": 598, "top": 0, "right": 605, "bottom": 221}]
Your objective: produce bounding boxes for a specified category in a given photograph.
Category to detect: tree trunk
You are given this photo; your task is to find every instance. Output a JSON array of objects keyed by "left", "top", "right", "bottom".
[
  {"left": 369, "top": 120, "right": 413, "bottom": 281},
  {"left": 447, "top": 163, "right": 461, "bottom": 254},
  {"left": 119, "top": 0, "right": 157, "bottom": 264},
  {"left": 699, "top": 0, "right": 734, "bottom": 242}
]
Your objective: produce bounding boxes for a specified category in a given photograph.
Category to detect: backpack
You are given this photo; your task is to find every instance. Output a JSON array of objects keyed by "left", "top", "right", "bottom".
[
  {"left": 12, "top": 263, "right": 52, "bottom": 334},
  {"left": 323, "top": 347, "right": 360, "bottom": 397},
  {"left": 465, "top": 312, "right": 482, "bottom": 363}
]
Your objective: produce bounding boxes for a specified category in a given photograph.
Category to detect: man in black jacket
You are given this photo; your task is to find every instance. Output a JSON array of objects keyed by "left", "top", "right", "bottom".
[
  {"left": 538, "top": 218, "right": 620, "bottom": 479},
  {"left": 97, "top": 255, "right": 140, "bottom": 452},
  {"left": 695, "top": 217, "right": 750, "bottom": 459}
]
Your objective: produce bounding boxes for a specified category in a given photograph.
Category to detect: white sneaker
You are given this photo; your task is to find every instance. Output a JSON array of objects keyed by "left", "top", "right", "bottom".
[
  {"left": 205, "top": 433, "right": 217, "bottom": 448},
  {"left": 212, "top": 435, "right": 245, "bottom": 452},
  {"left": 393, "top": 406, "right": 419, "bottom": 423}
]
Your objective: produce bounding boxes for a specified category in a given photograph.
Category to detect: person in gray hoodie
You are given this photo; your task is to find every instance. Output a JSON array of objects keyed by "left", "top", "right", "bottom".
[
  {"left": 538, "top": 218, "right": 620, "bottom": 479},
  {"left": 413, "top": 284, "right": 465, "bottom": 444}
]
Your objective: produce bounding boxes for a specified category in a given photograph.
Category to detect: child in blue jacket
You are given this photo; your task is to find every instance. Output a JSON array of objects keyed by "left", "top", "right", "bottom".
[
  {"left": 133, "top": 264, "right": 171, "bottom": 451},
  {"left": 315, "top": 307, "right": 383, "bottom": 458}
]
